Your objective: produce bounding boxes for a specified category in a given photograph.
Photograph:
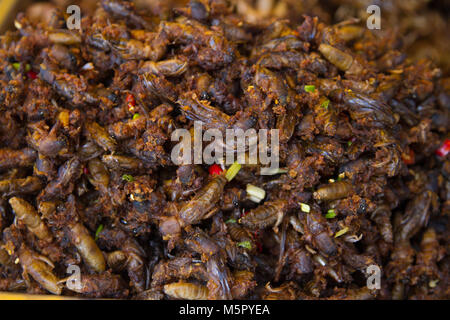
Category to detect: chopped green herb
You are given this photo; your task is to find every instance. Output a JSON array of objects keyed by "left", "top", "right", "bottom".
[
  {"left": 226, "top": 218, "right": 236, "bottom": 224},
  {"left": 132, "top": 113, "right": 141, "bottom": 120},
  {"left": 246, "top": 184, "right": 265, "bottom": 203},
  {"left": 225, "top": 162, "right": 241, "bottom": 182},
  {"left": 12, "top": 62, "right": 21, "bottom": 71},
  {"left": 95, "top": 224, "right": 104, "bottom": 241},
  {"left": 347, "top": 141, "right": 352, "bottom": 146},
  {"left": 326, "top": 209, "right": 336, "bottom": 219},
  {"left": 24, "top": 64, "right": 31, "bottom": 72},
  {"left": 429, "top": 280, "right": 439, "bottom": 288},
  {"left": 300, "top": 202, "right": 310, "bottom": 213},
  {"left": 335, "top": 226, "right": 349, "bottom": 238},
  {"left": 321, "top": 99, "right": 330, "bottom": 109},
  {"left": 122, "top": 174, "right": 134, "bottom": 182},
  {"left": 304, "top": 85, "right": 316, "bottom": 93},
  {"left": 261, "top": 168, "right": 288, "bottom": 175},
  {"left": 237, "top": 241, "right": 252, "bottom": 250}
]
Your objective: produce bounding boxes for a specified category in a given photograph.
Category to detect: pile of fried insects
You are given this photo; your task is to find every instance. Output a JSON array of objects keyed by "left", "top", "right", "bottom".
[
  {"left": 28, "top": 0, "right": 450, "bottom": 73},
  {"left": 0, "top": 0, "right": 448, "bottom": 299}
]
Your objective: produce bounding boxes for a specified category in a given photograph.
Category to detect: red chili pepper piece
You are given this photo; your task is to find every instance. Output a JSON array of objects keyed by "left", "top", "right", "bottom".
[
  {"left": 208, "top": 164, "right": 223, "bottom": 176},
  {"left": 126, "top": 93, "right": 136, "bottom": 112},
  {"left": 436, "top": 139, "right": 450, "bottom": 157},
  {"left": 126, "top": 93, "right": 135, "bottom": 105},
  {"left": 83, "top": 167, "right": 89, "bottom": 175},
  {"left": 402, "top": 147, "right": 415, "bottom": 165},
  {"left": 26, "top": 70, "right": 37, "bottom": 79}
]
